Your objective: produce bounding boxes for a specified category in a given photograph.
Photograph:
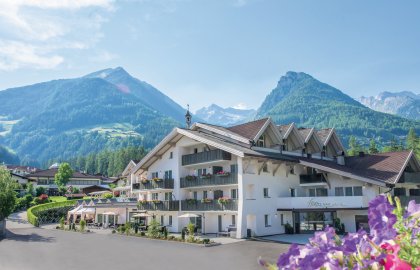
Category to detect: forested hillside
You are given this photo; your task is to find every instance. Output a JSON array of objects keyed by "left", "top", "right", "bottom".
[
  {"left": 0, "top": 68, "right": 182, "bottom": 165},
  {"left": 257, "top": 72, "right": 420, "bottom": 146}
]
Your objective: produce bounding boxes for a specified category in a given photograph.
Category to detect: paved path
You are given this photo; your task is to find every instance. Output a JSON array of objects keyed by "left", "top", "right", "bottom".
[{"left": 1, "top": 215, "right": 290, "bottom": 270}]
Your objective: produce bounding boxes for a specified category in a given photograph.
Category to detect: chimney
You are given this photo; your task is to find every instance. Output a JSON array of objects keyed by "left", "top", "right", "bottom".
[
  {"left": 337, "top": 155, "right": 345, "bottom": 165},
  {"left": 359, "top": 151, "right": 365, "bottom": 157}
]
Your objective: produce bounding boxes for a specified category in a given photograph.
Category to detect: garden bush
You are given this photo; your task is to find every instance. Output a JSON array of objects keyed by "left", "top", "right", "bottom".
[
  {"left": 147, "top": 219, "right": 161, "bottom": 238},
  {"left": 27, "top": 200, "right": 80, "bottom": 226},
  {"left": 79, "top": 220, "right": 86, "bottom": 232}
]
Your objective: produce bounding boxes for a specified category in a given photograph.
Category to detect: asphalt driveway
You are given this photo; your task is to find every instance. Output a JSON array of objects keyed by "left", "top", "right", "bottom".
[{"left": 0, "top": 218, "right": 289, "bottom": 270}]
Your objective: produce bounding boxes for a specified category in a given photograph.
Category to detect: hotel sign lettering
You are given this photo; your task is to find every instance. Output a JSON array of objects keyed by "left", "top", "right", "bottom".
[{"left": 306, "top": 198, "right": 347, "bottom": 208}]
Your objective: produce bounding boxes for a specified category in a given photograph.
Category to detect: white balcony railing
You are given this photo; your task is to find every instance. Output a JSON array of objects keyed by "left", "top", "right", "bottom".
[{"left": 278, "top": 196, "right": 369, "bottom": 210}]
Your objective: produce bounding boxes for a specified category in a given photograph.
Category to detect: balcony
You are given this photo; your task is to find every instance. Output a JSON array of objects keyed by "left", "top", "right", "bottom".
[
  {"left": 403, "top": 172, "right": 420, "bottom": 184},
  {"left": 299, "top": 174, "right": 327, "bottom": 186},
  {"left": 398, "top": 196, "right": 420, "bottom": 206},
  {"left": 182, "top": 149, "right": 231, "bottom": 166},
  {"left": 137, "top": 200, "right": 179, "bottom": 211},
  {"left": 277, "top": 196, "right": 368, "bottom": 210},
  {"left": 181, "top": 199, "right": 238, "bottom": 211},
  {"left": 132, "top": 179, "right": 174, "bottom": 190},
  {"left": 180, "top": 173, "right": 238, "bottom": 188}
]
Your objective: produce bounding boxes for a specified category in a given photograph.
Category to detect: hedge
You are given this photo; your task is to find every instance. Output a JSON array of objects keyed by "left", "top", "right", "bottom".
[{"left": 27, "top": 200, "right": 79, "bottom": 227}]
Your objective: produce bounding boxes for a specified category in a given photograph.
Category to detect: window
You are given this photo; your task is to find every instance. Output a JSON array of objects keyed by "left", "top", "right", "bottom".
[
  {"left": 193, "top": 191, "right": 198, "bottom": 200},
  {"left": 152, "top": 193, "right": 158, "bottom": 200},
  {"left": 394, "top": 188, "right": 406, "bottom": 196},
  {"left": 263, "top": 188, "right": 269, "bottom": 198},
  {"left": 169, "top": 152, "right": 173, "bottom": 159},
  {"left": 264, "top": 214, "right": 271, "bottom": 227},
  {"left": 257, "top": 135, "right": 265, "bottom": 147},
  {"left": 160, "top": 215, "right": 164, "bottom": 225},
  {"left": 353, "top": 186, "right": 363, "bottom": 196},
  {"left": 345, "top": 187, "right": 353, "bottom": 196},
  {"left": 290, "top": 188, "right": 295, "bottom": 197},
  {"left": 231, "top": 189, "right": 238, "bottom": 199},
  {"left": 409, "top": 189, "right": 420, "bottom": 196},
  {"left": 309, "top": 188, "right": 327, "bottom": 197},
  {"left": 165, "top": 192, "right": 173, "bottom": 201},
  {"left": 164, "top": 170, "right": 172, "bottom": 180},
  {"left": 309, "top": 188, "right": 316, "bottom": 197},
  {"left": 232, "top": 215, "right": 236, "bottom": 226},
  {"left": 152, "top": 172, "right": 159, "bottom": 179},
  {"left": 213, "top": 166, "right": 223, "bottom": 174},
  {"left": 194, "top": 148, "right": 198, "bottom": 154},
  {"left": 316, "top": 188, "right": 328, "bottom": 197},
  {"left": 335, "top": 187, "right": 344, "bottom": 196},
  {"left": 262, "top": 163, "right": 268, "bottom": 173},
  {"left": 203, "top": 191, "right": 208, "bottom": 199},
  {"left": 169, "top": 215, "right": 173, "bottom": 226},
  {"left": 230, "top": 164, "right": 237, "bottom": 173},
  {"left": 198, "top": 168, "right": 207, "bottom": 176},
  {"left": 280, "top": 214, "right": 284, "bottom": 225}
]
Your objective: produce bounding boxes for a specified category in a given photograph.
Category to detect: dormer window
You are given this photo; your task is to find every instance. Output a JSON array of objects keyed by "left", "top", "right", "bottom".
[{"left": 257, "top": 135, "right": 265, "bottom": 147}]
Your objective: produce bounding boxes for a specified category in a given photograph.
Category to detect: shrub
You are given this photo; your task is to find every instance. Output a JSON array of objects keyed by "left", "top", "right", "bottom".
[
  {"left": 181, "top": 229, "right": 186, "bottom": 241},
  {"left": 140, "top": 231, "right": 145, "bottom": 236},
  {"left": 80, "top": 220, "right": 86, "bottom": 232},
  {"left": 102, "top": 193, "right": 113, "bottom": 199},
  {"left": 147, "top": 219, "right": 161, "bottom": 238},
  {"left": 59, "top": 217, "right": 65, "bottom": 230},
  {"left": 35, "top": 186, "right": 46, "bottom": 197},
  {"left": 203, "top": 238, "right": 210, "bottom": 244},
  {"left": 111, "top": 230, "right": 116, "bottom": 234},
  {"left": 163, "top": 227, "right": 168, "bottom": 239},
  {"left": 117, "top": 224, "right": 126, "bottom": 234},
  {"left": 26, "top": 183, "right": 34, "bottom": 196},
  {"left": 125, "top": 222, "right": 132, "bottom": 235},
  {"left": 27, "top": 200, "right": 80, "bottom": 226}
]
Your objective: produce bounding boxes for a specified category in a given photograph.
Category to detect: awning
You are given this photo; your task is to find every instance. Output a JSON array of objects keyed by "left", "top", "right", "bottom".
[
  {"left": 178, "top": 213, "right": 200, "bottom": 218},
  {"left": 132, "top": 213, "right": 151, "bottom": 217}
]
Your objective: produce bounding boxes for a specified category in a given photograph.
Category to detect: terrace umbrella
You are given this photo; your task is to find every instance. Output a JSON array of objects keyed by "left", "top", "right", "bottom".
[{"left": 67, "top": 205, "right": 82, "bottom": 221}]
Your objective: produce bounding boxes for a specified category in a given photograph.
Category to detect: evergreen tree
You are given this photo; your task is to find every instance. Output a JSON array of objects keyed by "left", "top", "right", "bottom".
[
  {"left": 348, "top": 136, "right": 362, "bottom": 156},
  {"left": 406, "top": 127, "right": 420, "bottom": 158},
  {"left": 368, "top": 138, "right": 379, "bottom": 154}
]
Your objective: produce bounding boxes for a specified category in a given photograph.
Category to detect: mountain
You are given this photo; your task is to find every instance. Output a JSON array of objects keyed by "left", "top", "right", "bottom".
[
  {"left": 195, "top": 104, "right": 256, "bottom": 126},
  {"left": 0, "top": 145, "right": 20, "bottom": 164},
  {"left": 257, "top": 71, "right": 420, "bottom": 146},
  {"left": 0, "top": 67, "right": 184, "bottom": 165},
  {"left": 358, "top": 91, "right": 420, "bottom": 120}
]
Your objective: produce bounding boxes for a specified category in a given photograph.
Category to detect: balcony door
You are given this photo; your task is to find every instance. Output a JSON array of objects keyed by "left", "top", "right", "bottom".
[
  {"left": 214, "top": 190, "right": 223, "bottom": 200},
  {"left": 213, "top": 166, "right": 223, "bottom": 174}
]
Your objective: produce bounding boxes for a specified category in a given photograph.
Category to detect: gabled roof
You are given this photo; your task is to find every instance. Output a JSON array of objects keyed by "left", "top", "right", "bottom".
[
  {"left": 298, "top": 128, "right": 312, "bottom": 142},
  {"left": 227, "top": 118, "right": 269, "bottom": 141},
  {"left": 300, "top": 150, "right": 417, "bottom": 185},
  {"left": 316, "top": 128, "right": 333, "bottom": 145},
  {"left": 27, "top": 168, "right": 102, "bottom": 179}
]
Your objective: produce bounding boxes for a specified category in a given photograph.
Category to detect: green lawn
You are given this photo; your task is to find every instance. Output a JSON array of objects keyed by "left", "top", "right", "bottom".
[{"left": 49, "top": 196, "right": 67, "bottom": 202}]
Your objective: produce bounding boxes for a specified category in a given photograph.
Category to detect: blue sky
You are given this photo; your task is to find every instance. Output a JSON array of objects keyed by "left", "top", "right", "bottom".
[{"left": 0, "top": 0, "right": 419, "bottom": 112}]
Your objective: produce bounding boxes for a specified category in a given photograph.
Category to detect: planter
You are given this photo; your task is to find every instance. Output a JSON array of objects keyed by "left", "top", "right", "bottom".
[
  {"left": 216, "top": 172, "right": 230, "bottom": 177},
  {"left": 0, "top": 219, "right": 5, "bottom": 238},
  {"left": 201, "top": 175, "right": 212, "bottom": 179}
]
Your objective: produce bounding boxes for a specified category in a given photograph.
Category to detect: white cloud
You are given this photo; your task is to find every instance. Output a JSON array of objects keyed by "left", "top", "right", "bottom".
[
  {"left": 0, "top": 0, "right": 114, "bottom": 71},
  {"left": 0, "top": 41, "right": 63, "bottom": 70},
  {"left": 232, "top": 103, "right": 248, "bottom": 110}
]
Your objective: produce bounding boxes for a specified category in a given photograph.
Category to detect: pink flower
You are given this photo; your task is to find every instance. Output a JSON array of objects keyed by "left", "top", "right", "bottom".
[{"left": 383, "top": 254, "right": 412, "bottom": 270}]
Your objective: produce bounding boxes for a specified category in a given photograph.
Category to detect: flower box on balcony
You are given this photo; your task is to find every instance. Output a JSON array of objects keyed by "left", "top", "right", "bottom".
[
  {"left": 137, "top": 200, "right": 147, "bottom": 206},
  {"left": 152, "top": 178, "right": 163, "bottom": 182},
  {"left": 201, "top": 198, "right": 213, "bottom": 203},
  {"left": 217, "top": 197, "right": 231, "bottom": 205},
  {"left": 141, "top": 179, "right": 149, "bottom": 184},
  {"left": 186, "top": 199, "right": 197, "bottom": 205},
  {"left": 152, "top": 200, "right": 162, "bottom": 204},
  {"left": 201, "top": 174, "right": 212, "bottom": 179},
  {"left": 185, "top": 175, "right": 197, "bottom": 181},
  {"left": 215, "top": 171, "right": 230, "bottom": 177}
]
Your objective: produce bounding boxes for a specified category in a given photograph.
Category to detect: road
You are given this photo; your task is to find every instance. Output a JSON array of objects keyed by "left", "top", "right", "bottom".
[{"left": 0, "top": 213, "right": 289, "bottom": 270}]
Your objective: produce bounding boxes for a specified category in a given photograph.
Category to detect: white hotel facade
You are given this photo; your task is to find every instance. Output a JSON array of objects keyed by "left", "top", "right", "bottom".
[{"left": 93, "top": 116, "right": 420, "bottom": 238}]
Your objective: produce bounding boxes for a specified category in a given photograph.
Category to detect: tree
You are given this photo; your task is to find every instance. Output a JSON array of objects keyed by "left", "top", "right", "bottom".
[
  {"left": 348, "top": 136, "right": 362, "bottom": 156},
  {"left": 26, "top": 182, "right": 34, "bottom": 196},
  {"left": 0, "top": 167, "right": 17, "bottom": 221},
  {"left": 406, "top": 128, "right": 420, "bottom": 158},
  {"left": 368, "top": 138, "right": 379, "bottom": 154},
  {"left": 383, "top": 136, "right": 404, "bottom": 153},
  {"left": 54, "top": 163, "right": 73, "bottom": 187}
]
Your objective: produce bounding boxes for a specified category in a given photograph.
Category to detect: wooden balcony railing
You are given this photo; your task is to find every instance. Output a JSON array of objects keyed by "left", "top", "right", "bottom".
[
  {"left": 182, "top": 149, "right": 231, "bottom": 166},
  {"left": 181, "top": 199, "right": 238, "bottom": 211},
  {"left": 132, "top": 179, "right": 174, "bottom": 190},
  {"left": 180, "top": 173, "right": 238, "bottom": 188}
]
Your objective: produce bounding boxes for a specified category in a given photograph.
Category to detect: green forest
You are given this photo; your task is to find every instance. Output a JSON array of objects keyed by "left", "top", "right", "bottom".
[{"left": 46, "top": 146, "right": 147, "bottom": 177}]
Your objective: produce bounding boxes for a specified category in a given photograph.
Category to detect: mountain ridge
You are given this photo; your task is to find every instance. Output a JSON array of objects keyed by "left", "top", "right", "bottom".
[
  {"left": 358, "top": 91, "right": 420, "bottom": 120},
  {"left": 195, "top": 104, "right": 256, "bottom": 126}
]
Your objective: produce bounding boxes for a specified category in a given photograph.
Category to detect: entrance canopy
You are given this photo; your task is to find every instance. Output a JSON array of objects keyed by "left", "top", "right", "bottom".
[{"left": 178, "top": 213, "right": 200, "bottom": 218}]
